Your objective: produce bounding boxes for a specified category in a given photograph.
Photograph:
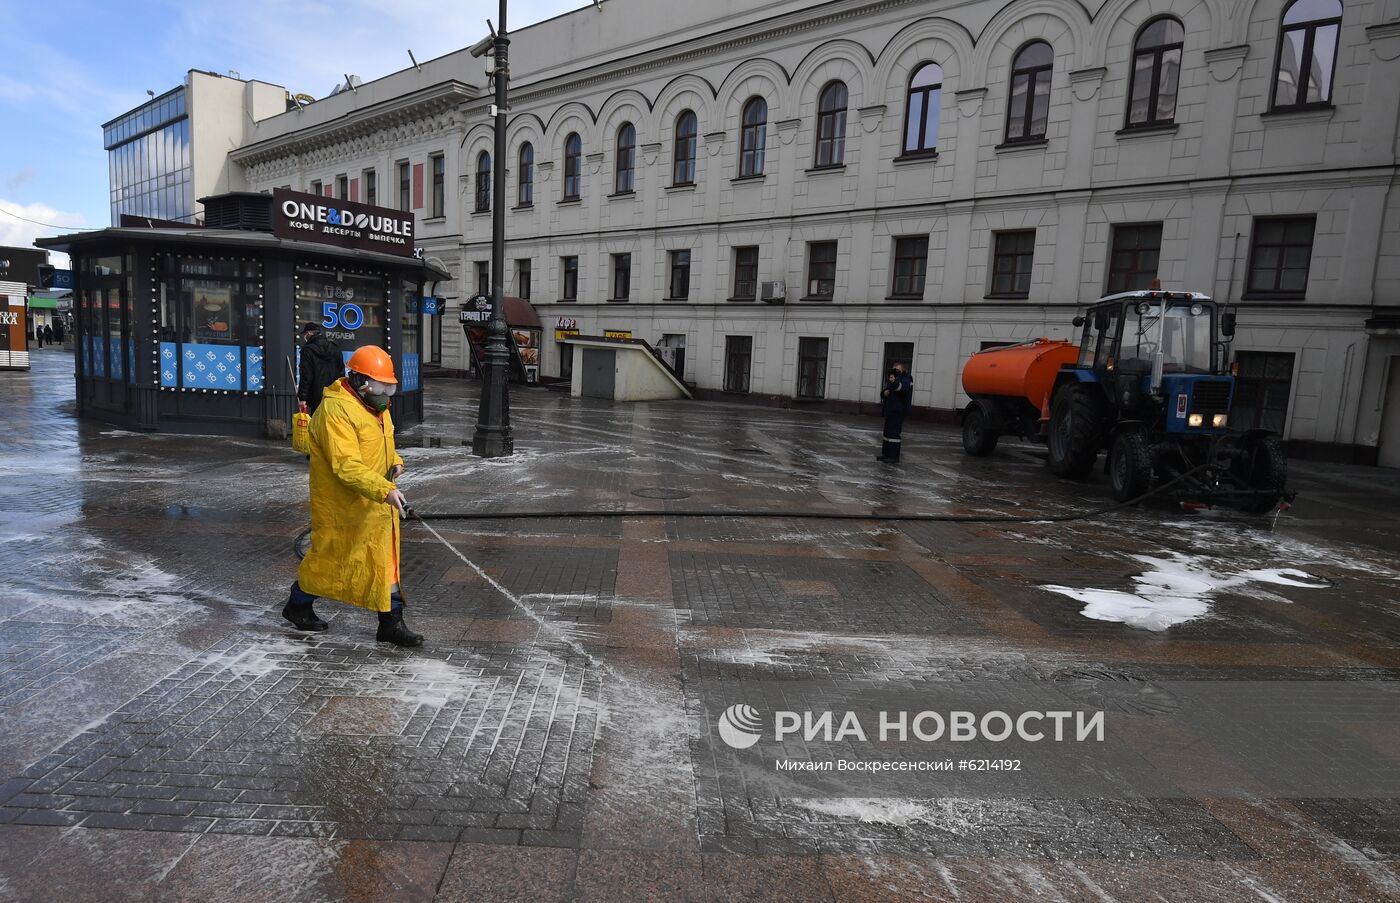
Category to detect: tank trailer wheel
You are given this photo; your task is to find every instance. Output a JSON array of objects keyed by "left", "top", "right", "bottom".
[
  {"left": 1109, "top": 431, "right": 1153, "bottom": 502},
  {"left": 962, "top": 402, "right": 1000, "bottom": 456},
  {"left": 1047, "top": 386, "right": 1104, "bottom": 479}
]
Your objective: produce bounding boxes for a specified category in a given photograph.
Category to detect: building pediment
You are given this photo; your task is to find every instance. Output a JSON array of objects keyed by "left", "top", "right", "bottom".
[{"left": 231, "top": 81, "right": 477, "bottom": 166}]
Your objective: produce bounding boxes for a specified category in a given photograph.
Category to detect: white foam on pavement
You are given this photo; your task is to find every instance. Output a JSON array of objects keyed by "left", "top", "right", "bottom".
[{"left": 1042, "top": 552, "right": 1333, "bottom": 631}]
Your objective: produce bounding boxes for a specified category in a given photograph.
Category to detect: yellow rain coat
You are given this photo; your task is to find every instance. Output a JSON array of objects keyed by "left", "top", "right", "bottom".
[{"left": 296, "top": 377, "right": 405, "bottom": 613}]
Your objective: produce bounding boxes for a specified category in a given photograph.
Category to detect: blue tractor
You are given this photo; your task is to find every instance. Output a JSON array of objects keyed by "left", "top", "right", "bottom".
[{"left": 1044, "top": 290, "right": 1291, "bottom": 513}]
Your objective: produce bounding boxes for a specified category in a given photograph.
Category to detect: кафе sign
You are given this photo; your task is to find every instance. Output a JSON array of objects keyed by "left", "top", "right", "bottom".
[{"left": 272, "top": 188, "right": 415, "bottom": 257}]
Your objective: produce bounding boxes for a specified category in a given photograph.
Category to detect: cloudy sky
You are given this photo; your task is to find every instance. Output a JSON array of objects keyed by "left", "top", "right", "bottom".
[{"left": 0, "top": 0, "right": 585, "bottom": 262}]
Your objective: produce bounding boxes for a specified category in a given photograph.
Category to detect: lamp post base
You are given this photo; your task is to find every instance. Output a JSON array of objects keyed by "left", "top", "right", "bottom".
[
  {"left": 472, "top": 349, "right": 514, "bottom": 458},
  {"left": 471, "top": 426, "right": 513, "bottom": 458}
]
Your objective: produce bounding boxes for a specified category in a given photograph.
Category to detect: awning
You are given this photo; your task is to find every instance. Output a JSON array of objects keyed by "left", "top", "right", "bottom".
[
  {"left": 503, "top": 297, "right": 541, "bottom": 329},
  {"left": 27, "top": 296, "right": 57, "bottom": 309}
]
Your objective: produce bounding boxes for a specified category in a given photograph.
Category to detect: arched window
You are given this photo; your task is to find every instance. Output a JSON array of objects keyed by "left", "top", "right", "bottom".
[
  {"left": 1273, "top": 0, "right": 1342, "bottom": 109},
  {"left": 1126, "top": 17, "right": 1184, "bottom": 128},
  {"left": 474, "top": 151, "right": 491, "bottom": 213},
  {"left": 615, "top": 122, "right": 636, "bottom": 193},
  {"left": 739, "top": 96, "right": 767, "bottom": 177},
  {"left": 903, "top": 62, "right": 943, "bottom": 155},
  {"left": 517, "top": 142, "right": 534, "bottom": 207},
  {"left": 563, "top": 132, "right": 582, "bottom": 201},
  {"left": 814, "top": 80, "right": 848, "bottom": 167},
  {"left": 673, "top": 110, "right": 697, "bottom": 185},
  {"left": 1005, "top": 41, "right": 1053, "bottom": 143}
]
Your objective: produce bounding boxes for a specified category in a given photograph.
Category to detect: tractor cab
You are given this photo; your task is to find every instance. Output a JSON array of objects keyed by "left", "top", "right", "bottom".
[
  {"left": 1076, "top": 291, "right": 1225, "bottom": 374},
  {"left": 1071, "top": 290, "right": 1238, "bottom": 438}
]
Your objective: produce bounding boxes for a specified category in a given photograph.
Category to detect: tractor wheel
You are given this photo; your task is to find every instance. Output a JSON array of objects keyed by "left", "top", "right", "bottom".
[
  {"left": 1047, "top": 386, "right": 1104, "bottom": 479},
  {"left": 962, "top": 402, "right": 1000, "bottom": 457},
  {"left": 1236, "top": 435, "right": 1288, "bottom": 514},
  {"left": 1109, "top": 431, "right": 1153, "bottom": 503}
]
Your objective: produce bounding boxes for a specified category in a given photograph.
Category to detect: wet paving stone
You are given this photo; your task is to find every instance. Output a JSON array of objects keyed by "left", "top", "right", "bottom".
[
  {"left": 1290, "top": 798, "right": 1400, "bottom": 860},
  {"left": 5, "top": 353, "right": 1400, "bottom": 899},
  {"left": 0, "top": 622, "right": 145, "bottom": 706},
  {"left": 670, "top": 552, "right": 980, "bottom": 635},
  {"left": 2, "top": 635, "right": 601, "bottom": 842}
]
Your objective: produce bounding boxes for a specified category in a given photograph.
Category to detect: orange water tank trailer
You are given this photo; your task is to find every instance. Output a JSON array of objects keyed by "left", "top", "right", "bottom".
[{"left": 962, "top": 338, "right": 1081, "bottom": 409}]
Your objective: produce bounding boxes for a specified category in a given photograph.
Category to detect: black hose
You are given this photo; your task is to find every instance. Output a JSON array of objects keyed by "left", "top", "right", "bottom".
[
  {"left": 404, "top": 462, "right": 1213, "bottom": 526},
  {"left": 294, "top": 463, "right": 1217, "bottom": 558}
]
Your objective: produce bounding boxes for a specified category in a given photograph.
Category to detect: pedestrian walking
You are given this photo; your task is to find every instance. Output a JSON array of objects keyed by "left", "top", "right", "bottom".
[
  {"left": 283, "top": 345, "right": 422, "bottom": 647},
  {"left": 296, "top": 322, "right": 343, "bottom": 415},
  {"left": 53, "top": 321, "right": 64, "bottom": 344},
  {"left": 33, "top": 326, "right": 42, "bottom": 348},
  {"left": 878, "top": 361, "right": 914, "bottom": 463},
  {"left": 42, "top": 324, "right": 53, "bottom": 346}
]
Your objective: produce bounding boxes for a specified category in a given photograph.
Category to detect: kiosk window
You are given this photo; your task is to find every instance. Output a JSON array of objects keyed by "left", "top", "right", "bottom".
[
  {"left": 157, "top": 256, "right": 263, "bottom": 391},
  {"left": 295, "top": 266, "right": 386, "bottom": 352}
]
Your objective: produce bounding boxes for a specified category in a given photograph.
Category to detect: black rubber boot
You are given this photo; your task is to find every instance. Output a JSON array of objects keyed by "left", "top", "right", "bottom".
[
  {"left": 283, "top": 581, "right": 328, "bottom": 631},
  {"left": 282, "top": 600, "right": 328, "bottom": 631},
  {"left": 376, "top": 609, "right": 423, "bottom": 647}
]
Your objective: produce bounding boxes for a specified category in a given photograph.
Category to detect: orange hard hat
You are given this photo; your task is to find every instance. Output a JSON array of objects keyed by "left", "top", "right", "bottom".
[{"left": 346, "top": 345, "right": 397, "bottom": 383}]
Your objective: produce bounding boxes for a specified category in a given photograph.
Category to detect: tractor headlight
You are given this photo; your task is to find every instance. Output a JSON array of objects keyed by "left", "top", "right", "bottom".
[
  {"left": 1188, "top": 413, "right": 1204, "bottom": 427},
  {"left": 1213, "top": 414, "right": 1228, "bottom": 428}
]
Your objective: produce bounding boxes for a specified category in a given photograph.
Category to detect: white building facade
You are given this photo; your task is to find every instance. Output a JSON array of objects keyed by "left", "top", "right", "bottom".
[{"left": 229, "top": 0, "right": 1400, "bottom": 464}]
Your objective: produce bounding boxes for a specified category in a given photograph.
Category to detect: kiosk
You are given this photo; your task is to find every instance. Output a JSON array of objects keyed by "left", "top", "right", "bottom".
[
  {"left": 37, "top": 191, "right": 449, "bottom": 434},
  {"left": 459, "top": 295, "right": 543, "bottom": 385},
  {"left": 0, "top": 281, "right": 28, "bottom": 371}
]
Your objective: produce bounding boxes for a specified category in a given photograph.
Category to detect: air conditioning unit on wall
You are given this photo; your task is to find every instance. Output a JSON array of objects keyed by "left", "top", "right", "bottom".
[{"left": 760, "top": 281, "right": 786, "bottom": 303}]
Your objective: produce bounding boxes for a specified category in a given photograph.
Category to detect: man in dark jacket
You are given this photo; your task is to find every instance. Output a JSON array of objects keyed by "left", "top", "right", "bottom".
[
  {"left": 297, "top": 323, "right": 343, "bottom": 414},
  {"left": 878, "top": 362, "right": 914, "bottom": 463}
]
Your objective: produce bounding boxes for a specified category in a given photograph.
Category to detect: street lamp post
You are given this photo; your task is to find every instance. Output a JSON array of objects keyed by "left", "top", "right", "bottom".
[{"left": 472, "top": 0, "right": 514, "bottom": 457}]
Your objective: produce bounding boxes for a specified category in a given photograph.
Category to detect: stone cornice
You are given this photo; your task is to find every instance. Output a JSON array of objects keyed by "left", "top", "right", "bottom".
[
  {"left": 231, "top": 81, "right": 477, "bottom": 166},
  {"left": 1204, "top": 44, "right": 1250, "bottom": 81},
  {"left": 504, "top": 0, "right": 926, "bottom": 109},
  {"left": 1069, "top": 67, "right": 1106, "bottom": 101},
  {"left": 954, "top": 87, "right": 987, "bottom": 118},
  {"left": 858, "top": 104, "right": 886, "bottom": 133},
  {"left": 1367, "top": 23, "right": 1400, "bottom": 61}
]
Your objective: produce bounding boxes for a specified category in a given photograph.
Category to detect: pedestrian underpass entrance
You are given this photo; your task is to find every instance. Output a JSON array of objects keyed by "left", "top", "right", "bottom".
[{"left": 566, "top": 335, "right": 692, "bottom": 402}]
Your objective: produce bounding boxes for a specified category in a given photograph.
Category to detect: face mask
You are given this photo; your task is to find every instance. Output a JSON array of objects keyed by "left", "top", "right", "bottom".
[{"left": 359, "top": 379, "right": 396, "bottom": 411}]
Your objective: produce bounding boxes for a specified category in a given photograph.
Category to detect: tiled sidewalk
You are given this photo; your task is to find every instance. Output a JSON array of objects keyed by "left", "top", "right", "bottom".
[{"left": 1, "top": 353, "right": 1399, "bottom": 901}]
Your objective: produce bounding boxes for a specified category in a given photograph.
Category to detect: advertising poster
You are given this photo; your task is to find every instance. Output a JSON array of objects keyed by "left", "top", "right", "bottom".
[
  {"left": 0, "top": 292, "right": 27, "bottom": 370},
  {"left": 511, "top": 328, "right": 539, "bottom": 366},
  {"left": 194, "top": 286, "right": 233, "bottom": 341},
  {"left": 295, "top": 268, "right": 386, "bottom": 351}
]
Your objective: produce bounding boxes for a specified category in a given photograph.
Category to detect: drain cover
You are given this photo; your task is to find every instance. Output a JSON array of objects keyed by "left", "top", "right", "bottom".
[{"left": 631, "top": 487, "right": 692, "bottom": 500}]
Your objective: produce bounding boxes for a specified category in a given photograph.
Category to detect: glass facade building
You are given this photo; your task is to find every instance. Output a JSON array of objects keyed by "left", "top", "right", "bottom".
[{"left": 104, "top": 88, "right": 192, "bottom": 224}]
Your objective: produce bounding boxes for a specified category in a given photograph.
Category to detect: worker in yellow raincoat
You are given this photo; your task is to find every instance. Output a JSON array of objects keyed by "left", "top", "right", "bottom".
[{"left": 282, "top": 345, "right": 422, "bottom": 647}]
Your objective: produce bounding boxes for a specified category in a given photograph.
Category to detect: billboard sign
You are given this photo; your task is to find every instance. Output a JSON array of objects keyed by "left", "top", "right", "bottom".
[
  {"left": 458, "top": 295, "right": 493, "bottom": 323},
  {"left": 273, "top": 188, "right": 415, "bottom": 257}
]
